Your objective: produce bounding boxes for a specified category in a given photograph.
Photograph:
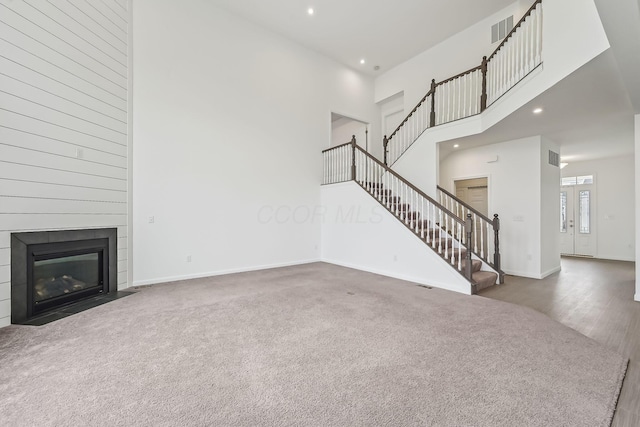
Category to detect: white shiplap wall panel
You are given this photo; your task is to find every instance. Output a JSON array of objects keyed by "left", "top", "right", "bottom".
[
  {"left": 0, "top": 248, "right": 9, "bottom": 264},
  {"left": 100, "top": 0, "right": 128, "bottom": 22},
  {"left": 0, "top": 0, "right": 129, "bottom": 324},
  {"left": 0, "top": 126, "right": 127, "bottom": 168},
  {"left": 0, "top": 282, "right": 9, "bottom": 301},
  {"left": 0, "top": 87, "right": 127, "bottom": 144},
  {"left": 66, "top": 0, "right": 127, "bottom": 45},
  {"left": 0, "top": 265, "right": 10, "bottom": 283},
  {"left": 0, "top": 232, "right": 9, "bottom": 248},
  {"left": 0, "top": 18, "right": 127, "bottom": 99},
  {"left": 0, "top": 162, "right": 127, "bottom": 192},
  {"left": 0, "top": 56, "right": 127, "bottom": 121},
  {"left": 0, "top": 73, "right": 127, "bottom": 132},
  {"left": 0, "top": 110, "right": 127, "bottom": 156},
  {"left": 0, "top": 197, "right": 126, "bottom": 215},
  {"left": 0, "top": 180, "right": 127, "bottom": 204},
  {"left": 0, "top": 37, "right": 126, "bottom": 110},
  {"left": 0, "top": 214, "right": 127, "bottom": 232},
  {"left": 84, "top": 0, "right": 128, "bottom": 34},
  {"left": 114, "top": 0, "right": 127, "bottom": 14},
  {"left": 49, "top": 0, "right": 126, "bottom": 53},
  {"left": 3, "top": 2, "right": 127, "bottom": 79},
  {"left": 0, "top": 144, "right": 126, "bottom": 180},
  {"left": 117, "top": 271, "right": 127, "bottom": 287},
  {"left": 25, "top": 1, "right": 127, "bottom": 65}
]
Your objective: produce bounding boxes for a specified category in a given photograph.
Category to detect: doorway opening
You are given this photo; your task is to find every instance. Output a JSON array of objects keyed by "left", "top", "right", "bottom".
[
  {"left": 330, "top": 113, "right": 369, "bottom": 151},
  {"left": 454, "top": 177, "right": 489, "bottom": 217},
  {"left": 560, "top": 175, "right": 596, "bottom": 257}
]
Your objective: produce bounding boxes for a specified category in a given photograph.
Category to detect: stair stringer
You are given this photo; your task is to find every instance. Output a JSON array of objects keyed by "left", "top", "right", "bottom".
[{"left": 321, "top": 181, "right": 472, "bottom": 295}]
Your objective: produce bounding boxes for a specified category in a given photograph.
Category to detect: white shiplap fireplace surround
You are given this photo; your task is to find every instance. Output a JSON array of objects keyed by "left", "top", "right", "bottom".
[{"left": 0, "top": 0, "right": 131, "bottom": 326}]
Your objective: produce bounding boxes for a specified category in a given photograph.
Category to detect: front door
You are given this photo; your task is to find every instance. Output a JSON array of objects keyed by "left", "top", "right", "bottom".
[{"left": 560, "top": 184, "right": 596, "bottom": 256}]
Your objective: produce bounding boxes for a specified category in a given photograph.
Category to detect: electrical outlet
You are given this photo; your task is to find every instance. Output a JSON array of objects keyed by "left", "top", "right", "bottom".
[
  {"left": 186, "top": 255, "right": 192, "bottom": 263},
  {"left": 148, "top": 216, "right": 155, "bottom": 224}
]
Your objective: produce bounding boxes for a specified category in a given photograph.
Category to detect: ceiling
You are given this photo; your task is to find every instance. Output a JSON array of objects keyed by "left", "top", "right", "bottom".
[{"left": 211, "top": 0, "right": 517, "bottom": 75}]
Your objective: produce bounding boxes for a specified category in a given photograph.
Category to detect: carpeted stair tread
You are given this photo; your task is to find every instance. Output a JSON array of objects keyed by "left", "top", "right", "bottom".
[
  {"left": 472, "top": 270, "right": 498, "bottom": 292},
  {"left": 461, "top": 259, "right": 482, "bottom": 273}
]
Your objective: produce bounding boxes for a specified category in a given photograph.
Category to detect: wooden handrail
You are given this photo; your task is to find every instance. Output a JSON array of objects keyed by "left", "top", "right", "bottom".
[
  {"left": 355, "top": 146, "right": 464, "bottom": 226},
  {"left": 437, "top": 185, "right": 493, "bottom": 224},
  {"left": 487, "top": 0, "right": 542, "bottom": 62},
  {"left": 321, "top": 141, "right": 352, "bottom": 154},
  {"left": 435, "top": 64, "right": 482, "bottom": 87},
  {"left": 387, "top": 89, "right": 433, "bottom": 141}
]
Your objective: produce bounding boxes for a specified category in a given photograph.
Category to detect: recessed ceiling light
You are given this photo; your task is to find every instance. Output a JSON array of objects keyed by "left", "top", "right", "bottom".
[
  {"left": 533, "top": 107, "right": 543, "bottom": 114},
  {"left": 560, "top": 162, "right": 568, "bottom": 169},
  {"left": 307, "top": 7, "right": 314, "bottom": 15},
  {"left": 360, "top": 59, "right": 365, "bottom": 65},
  {"left": 453, "top": 144, "right": 460, "bottom": 148}
]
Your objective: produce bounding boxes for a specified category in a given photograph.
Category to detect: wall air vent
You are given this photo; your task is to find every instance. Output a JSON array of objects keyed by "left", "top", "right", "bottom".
[
  {"left": 548, "top": 150, "right": 560, "bottom": 167},
  {"left": 491, "top": 16, "right": 514, "bottom": 44}
]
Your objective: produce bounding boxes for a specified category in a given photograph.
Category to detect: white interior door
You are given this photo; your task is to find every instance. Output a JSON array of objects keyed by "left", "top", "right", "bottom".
[{"left": 560, "top": 185, "right": 596, "bottom": 256}]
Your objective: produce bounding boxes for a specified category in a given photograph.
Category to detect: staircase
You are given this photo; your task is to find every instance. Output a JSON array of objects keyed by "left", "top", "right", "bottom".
[
  {"left": 322, "top": 140, "right": 503, "bottom": 293},
  {"left": 321, "top": 0, "right": 545, "bottom": 292}
]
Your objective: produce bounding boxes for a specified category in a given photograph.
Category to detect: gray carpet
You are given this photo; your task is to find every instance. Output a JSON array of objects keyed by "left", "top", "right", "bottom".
[{"left": 0, "top": 263, "right": 627, "bottom": 426}]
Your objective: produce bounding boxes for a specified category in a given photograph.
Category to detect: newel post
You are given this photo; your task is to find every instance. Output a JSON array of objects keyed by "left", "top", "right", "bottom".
[
  {"left": 383, "top": 135, "right": 389, "bottom": 165},
  {"left": 429, "top": 79, "right": 436, "bottom": 127},
  {"left": 465, "top": 213, "right": 473, "bottom": 280},
  {"left": 350, "top": 135, "right": 356, "bottom": 181},
  {"left": 493, "top": 214, "right": 502, "bottom": 280},
  {"left": 480, "top": 56, "right": 488, "bottom": 112}
]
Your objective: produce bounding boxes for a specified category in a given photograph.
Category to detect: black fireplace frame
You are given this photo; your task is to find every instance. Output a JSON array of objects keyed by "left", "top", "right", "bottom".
[{"left": 11, "top": 228, "right": 117, "bottom": 324}]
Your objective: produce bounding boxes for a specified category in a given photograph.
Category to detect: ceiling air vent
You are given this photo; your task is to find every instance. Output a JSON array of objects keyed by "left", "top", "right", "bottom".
[
  {"left": 491, "top": 16, "right": 514, "bottom": 44},
  {"left": 549, "top": 150, "right": 560, "bottom": 167}
]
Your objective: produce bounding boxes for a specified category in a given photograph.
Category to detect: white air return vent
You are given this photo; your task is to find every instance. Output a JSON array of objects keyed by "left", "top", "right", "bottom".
[{"left": 491, "top": 15, "right": 514, "bottom": 43}]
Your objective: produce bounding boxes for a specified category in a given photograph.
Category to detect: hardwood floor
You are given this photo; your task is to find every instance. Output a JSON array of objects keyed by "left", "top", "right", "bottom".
[{"left": 479, "top": 256, "right": 639, "bottom": 426}]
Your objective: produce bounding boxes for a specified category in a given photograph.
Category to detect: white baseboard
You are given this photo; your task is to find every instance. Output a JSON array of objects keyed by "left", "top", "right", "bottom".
[
  {"left": 540, "top": 266, "right": 561, "bottom": 279},
  {"left": 321, "top": 258, "right": 472, "bottom": 295},
  {"left": 132, "top": 258, "right": 322, "bottom": 287},
  {"left": 501, "top": 269, "right": 542, "bottom": 279}
]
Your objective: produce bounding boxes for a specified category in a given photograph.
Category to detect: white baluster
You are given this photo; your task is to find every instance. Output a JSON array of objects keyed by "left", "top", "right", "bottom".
[
  {"left": 480, "top": 217, "right": 485, "bottom": 259},
  {"left": 420, "top": 197, "right": 425, "bottom": 237},
  {"left": 536, "top": 4, "right": 542, "bottom": 65},
  {"left": 457, "top": 223, "right": 462, "bottom": 271}
]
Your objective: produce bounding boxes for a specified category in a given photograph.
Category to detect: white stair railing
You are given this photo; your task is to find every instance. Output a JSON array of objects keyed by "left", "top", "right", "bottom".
[
  {"left": 437, "top": 186, "right": 502, "bottom": 277},
  {"left": 487, "top": 0, "right": 543, "bottom": 106},
  {"left": 383, "top": 0, "right": 543, "bottom": 167}
]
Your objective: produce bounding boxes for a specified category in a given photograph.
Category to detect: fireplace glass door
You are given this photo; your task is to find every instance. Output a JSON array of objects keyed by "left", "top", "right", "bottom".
[
  {"left": 28, "top": 239, "right": 108, "bottom": 315},
  {"left": 33, "top": 253, "right": 101, "bottom": 303}
]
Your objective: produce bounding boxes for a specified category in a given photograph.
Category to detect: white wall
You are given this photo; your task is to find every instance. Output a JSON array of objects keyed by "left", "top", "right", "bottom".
[
  {"left": 440, "top": 136, "right": 553, "bottom": 279},
  {"left": 562, "top": 156, "right": 635, "bottom": 262},
  {"left": 321, "top": 182, "right": 471, "bottom": 294},
  {"left": 540, "top": 137, "right": 561, "bottom": 276},
  {"left": 132, "top": 0, "right": 378, "bottom": 285},
  {"left": 0, "top": 0, "right": 129, "bottom": 327}
]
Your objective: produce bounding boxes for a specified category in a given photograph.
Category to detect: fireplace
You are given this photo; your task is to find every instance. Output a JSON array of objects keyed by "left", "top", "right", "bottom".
[{"left": 11, "top": 228, "right": 117, "bottom": 324}]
